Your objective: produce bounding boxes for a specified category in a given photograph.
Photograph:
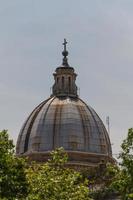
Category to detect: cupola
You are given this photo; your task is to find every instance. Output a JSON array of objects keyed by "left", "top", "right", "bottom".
[{"left": 52, "top": 39, "right": 78, "bottom": 97}]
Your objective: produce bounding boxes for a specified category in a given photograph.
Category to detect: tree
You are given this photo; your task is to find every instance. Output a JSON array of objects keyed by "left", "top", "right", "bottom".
[
  {"left": 91, "top": 128, "right": 133, "bottom": 200},
  {"left": 0, "top": 130, "right": 28, "bottom": 200},
  {"left": 81, "top": 162, "right": 121, "bottom": 200},
  {"left": 118, "top": 128, "right": 133, "bottom": 199},
  {"left": 26, "top": 147, "right": 91, "bottom": 200}
]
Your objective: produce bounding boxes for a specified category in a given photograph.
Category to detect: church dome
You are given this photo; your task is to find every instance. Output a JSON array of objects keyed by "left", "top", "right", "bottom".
[{"left": 16, "top": 39, "right": 114, "bottom": 167}]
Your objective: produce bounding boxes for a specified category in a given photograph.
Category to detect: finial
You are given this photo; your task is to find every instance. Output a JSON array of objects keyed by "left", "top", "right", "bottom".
[
  {"left": 62, "top": 38, "right": 69, "bottom": 66},
  {"left": 63, "top": 39, "right": 67, "bottom": 52}
]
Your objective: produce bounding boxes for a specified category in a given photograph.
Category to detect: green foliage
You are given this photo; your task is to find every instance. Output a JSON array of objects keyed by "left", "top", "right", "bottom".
[
  {"left": 3, "top": 128, "right": 133, "bottom": 199},
  {"left": 0, "top": 130, "right": 28, "bottom": 200},
  {"left": 103, "top": 128, "right": 133, "bottom": 200},
  {"left": 86, "top": 163, "right": 120, "bottom": 200},
  {"left": 118, "top": 128, "right": 133, "bottom": 199},
  {"left": 0, "top": 131, "right": 91, "bottom": 200},
  {"left": 91, "top": 128, "right": 133, "bottom": 200},
  {"left": 26, "top": 147, "right": 91, "bottom": 200}
]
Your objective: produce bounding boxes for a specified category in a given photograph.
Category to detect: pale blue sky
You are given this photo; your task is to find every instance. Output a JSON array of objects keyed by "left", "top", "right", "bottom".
[{"left": 1, "top": 0, "right": 133, "bottom": 157}]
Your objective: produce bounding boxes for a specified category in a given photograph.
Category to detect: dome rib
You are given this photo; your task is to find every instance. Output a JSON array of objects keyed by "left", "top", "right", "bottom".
[
  {"left": 24, "top": 99, "right": 50, "bottom": 153},
  {"left": 27, "top": 97, "right": 56, "bottom": 152},
  {"left": 87, "top": 103, "right": 112, "bottom": 155},
  {"left": 86, "top": 107, "right": 104, "bottom": 153},
  {"left": 75, "top": 103, "right": 88, "bottom": 151},
  {"left": 53, "top": 100, "right": 64, "bottom": 149},
  {"left": 80, "top": 98, "right": 112, "bottom": 155},
  {"left": 16, "top": 100, "right": 48, "bottom": 154},
  {"left": 94, "top": 111, "right": 112, "bottom": 155}
]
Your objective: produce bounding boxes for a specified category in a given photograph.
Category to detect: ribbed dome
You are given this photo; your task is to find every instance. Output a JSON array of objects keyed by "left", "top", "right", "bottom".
[
  {"left": 16, "top": 96, "right": 112, "bottom": 156},
  {"left": 16, "top": 39, "right": 114, "bottom": 167}
]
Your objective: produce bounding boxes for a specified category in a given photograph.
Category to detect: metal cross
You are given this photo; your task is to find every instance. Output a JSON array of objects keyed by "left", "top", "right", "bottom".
[{"left": 63, "top": 38, "right": 67, "bottom": 51}]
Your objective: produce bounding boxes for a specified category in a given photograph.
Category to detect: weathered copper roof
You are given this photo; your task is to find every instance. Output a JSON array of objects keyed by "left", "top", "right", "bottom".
[{"left": 16, "top": 96, "right": 112, "bottom": 156}]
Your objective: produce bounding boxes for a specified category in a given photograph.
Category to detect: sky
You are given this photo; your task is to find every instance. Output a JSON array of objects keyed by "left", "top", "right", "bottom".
[{"left": 0, "top": 0, "right": 133, "bottom": 158}]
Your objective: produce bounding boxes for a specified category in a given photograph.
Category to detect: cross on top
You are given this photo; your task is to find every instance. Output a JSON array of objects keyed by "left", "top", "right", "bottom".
[
  {"left": 62, "top": 38, "right": 69, "bottom": 66},
  {"left": 63, "top": 38, "right": 67, "bottom": 51}
]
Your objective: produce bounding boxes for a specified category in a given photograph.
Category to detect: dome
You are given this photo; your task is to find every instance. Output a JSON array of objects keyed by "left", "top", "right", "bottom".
[
  {"left": 16, "top": 39, "right": 114, "bottom": 167},
  {"left": 17, "top": 96, "right": 111, "bottom": 154}
]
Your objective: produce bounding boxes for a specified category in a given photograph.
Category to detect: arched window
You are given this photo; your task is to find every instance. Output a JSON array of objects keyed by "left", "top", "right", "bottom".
[
  {"left": 68, "top": 77, "right": 71, "bottom": 91},
  {"left": 62, "top": 76, "right": 64, "bottom": 88},
  {"left": 57, "top": 77, "right": 59, "bottom": 84}
]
